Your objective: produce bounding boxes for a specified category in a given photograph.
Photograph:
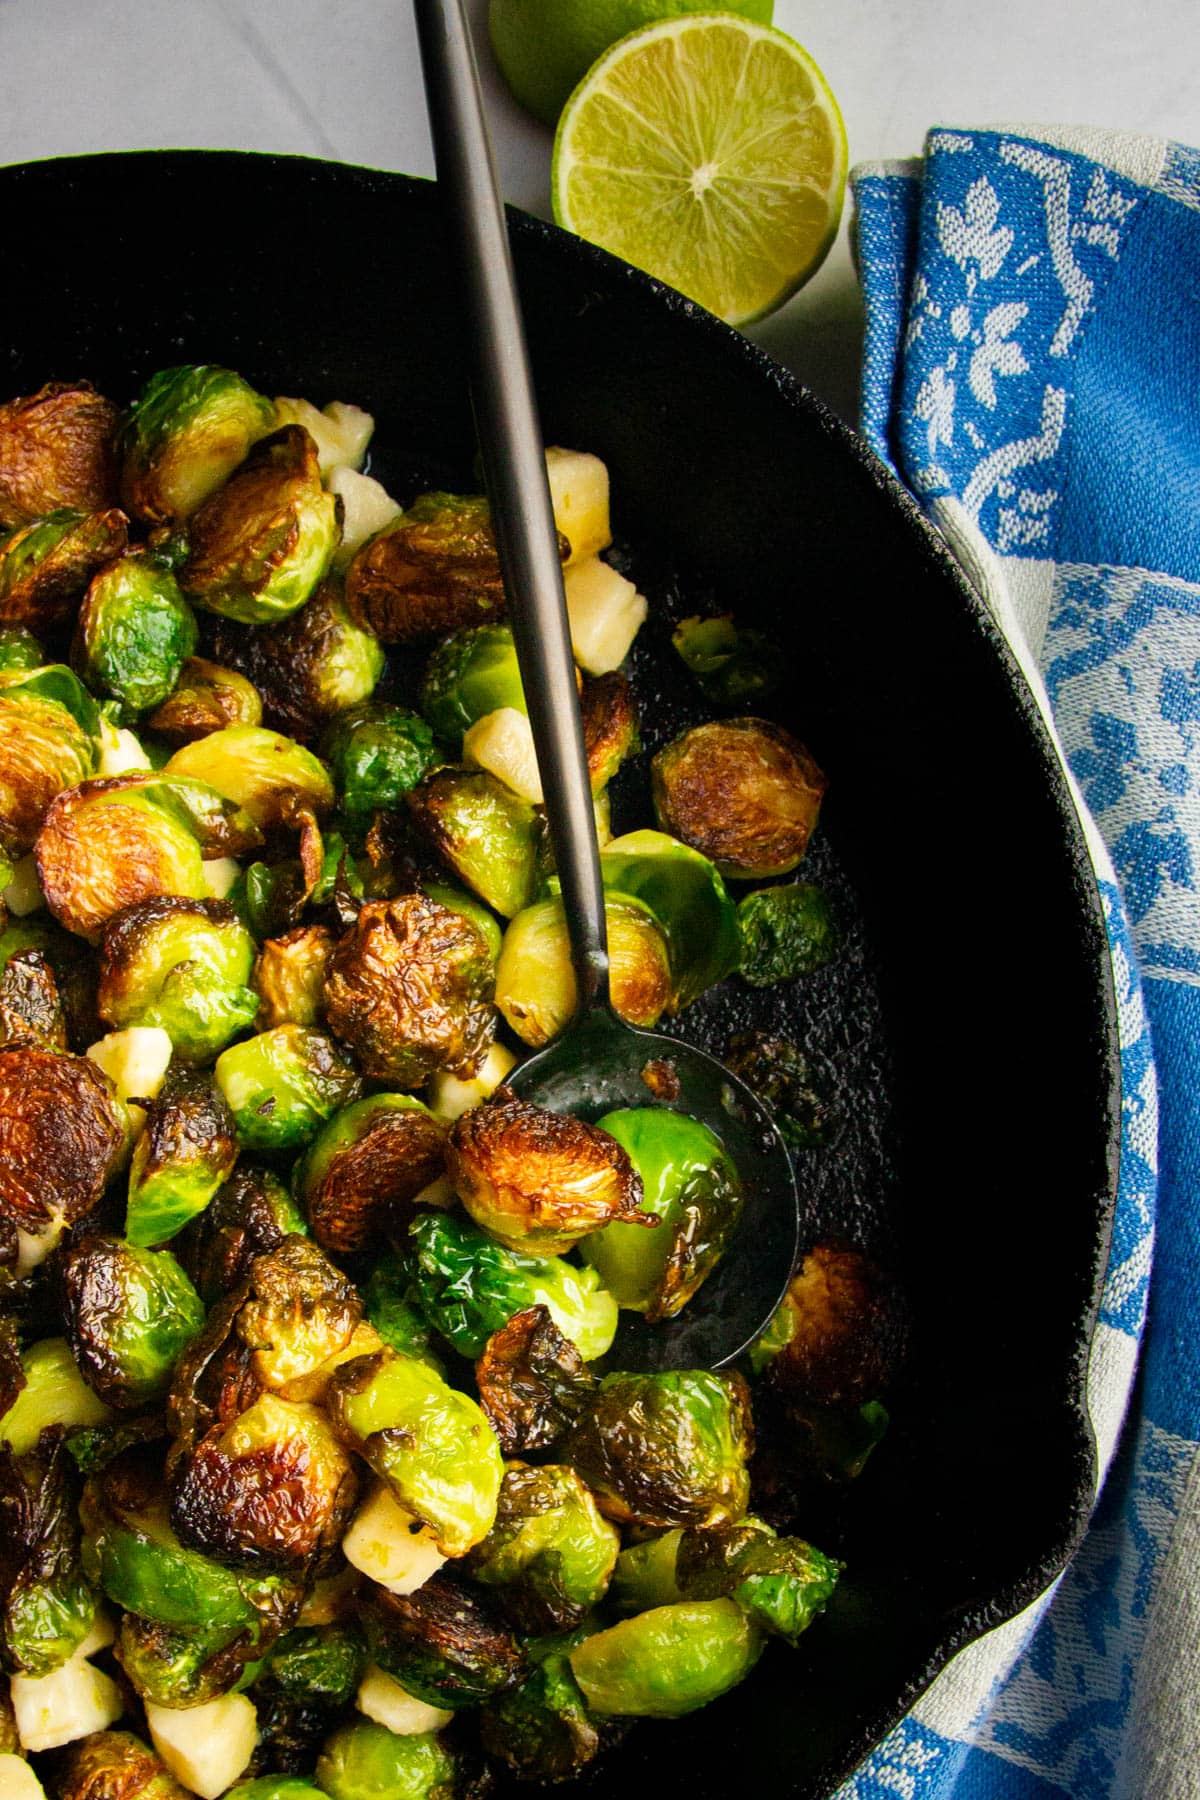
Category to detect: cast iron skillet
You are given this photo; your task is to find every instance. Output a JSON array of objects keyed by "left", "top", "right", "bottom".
[{"left": 0, "top": 151, "right": 1120, "bottom": 1797}]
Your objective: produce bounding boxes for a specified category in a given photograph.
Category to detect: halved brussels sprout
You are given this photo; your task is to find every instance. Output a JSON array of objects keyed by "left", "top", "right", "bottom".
[
  {"left": 72, "top": 552, "right": 198, "bottom": 721},
  {"left": 671, "top": 613, "right": 783, "bottom": 707},
  {"left": 723, "top": 1030, "right": 831, "bottom": 1150},
  {"left": 293, "top": 1093, "right": 448, "bottom": 1257},
  {"left": 324, "top": 895, "right": 494, "bottom": 1088},
  {"left": 0, "top": 947, "right": 68, "bottom": 1050},
  {"left": 98, "top": 895, "right": 259, "bottom": 1062},
  {"left": 327, "top": 1350, "right": 503, "bottom": 1557},
  {"left": 580, "top": 671, "right": 638, "bottom": 791},
  {"left": 247, "top": 1623, "right": 368, "bottom": 1777},
  {"left": 445, "top": 1093, "right": 648, "bottom": 1257},
  {"left": 119, "top": 365, "right": 275, "bottom": 526},
  {"left": 562, "top": 1370, "right": 752, "bottom": 1528},
  {"left": 479, "top": 1624, "right": 604, "bottom": 1783},
  {"left": 117, "top": 1610, "right": 263, "bottom": 1710},
  {"left": 737, "top": 882, "right": 839, "bottom": 986},
  {"left": 592, "top": 829, "right": 741, "bottom": 1009},
  {"left": 0, "top": 1339, "right": 113, "bottom": 1456},
  {"left": 0, "top": 381, "right": 119, "bottom": 529},
  {"left": 474, "top": 1306, "right": 595, "bottom": 1455},
  {"left": 209, "top": 583, "right": 385, "bottom": 747},
  {"left": 126, "top": 1071, "right": 239, "bottom": 1246},
  {"left": 581, "top": 1109, "right": 743, "bottom": 1321},
  {"left": 0, "top": 627, "right": 44, "bottom": 674},
  {"left": 0, "top": 1045, "right": 125, "bottom": 1240},
  {"left": 408, "top": 1213, "right": 618, "bottom": 1363},
  {"left": 406, "top": 767, "right": 539, "bottom": 918},
  {"left": 673, "top": 1519, "right": 841, "bottom": 1644},
  {"left": 55, "top": 1728, "right": 191, "bottom": 1800},
  {"left": 321, "top": 703, "right": 436, "bottom": 831},
  {"left": 419, "top": 623, "right": 526, "bottom": 745},
  {"left": 146, "top": 656, "right": 264, "bottom": 745},
  {"left": 0, "top": 665, "right": 101, "bottom": 856},
  {"left": 179, "top": 1164, "right": 307, "bottom": 1308},
  {"left": 315, "top": 1721, "right": 459, "bottom": 1800},
  {"left": 253, "top": 924, "right": 334, "bottom": 1031},
  {"left": 215, "top": 1025, "right": 361, "bottom": 1154},
  {"left": 419, "top": 884, "right": 502, "bottom": 967},
  {"left": 652, "top": 718, "right": 827, "bottom": 880},
  {"left": 181, "top": 426, "right": 340, "bottom": 624},
  {"left": 345, "top": 491, "right": 513, "bottom": 644},
  {"left": 494, "top": 894, "right": 671, "bottom": 1047},
  {"left": 568, "top": 1598, "right": 762, "bottom": 1718},
  {"left": 61, "top": 1234, "right": 205, "bottom": 1409},
  {"left": 0, "top": 1435, "right": 99, "bottom": 1676},
  {"left": 165, "top": 725, "right": 334, "bottom": 829},
  {"left": 0, "top": 507, "right": 128, "bottom": 632},
  {"left": 366, "top": 1571, "right": 524, "bottom": 1709},
  {"left": 468, "top": 1463, "right": 619, "bottom": 1634},
  {"left": 757, "top": 1241, "right": 907, "bottom": 1413}
]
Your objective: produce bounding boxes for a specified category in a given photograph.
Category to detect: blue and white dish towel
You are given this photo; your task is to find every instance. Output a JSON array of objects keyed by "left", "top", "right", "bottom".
[{"left": 842, "top": 127, "right": 1200, "bottom": 1799}]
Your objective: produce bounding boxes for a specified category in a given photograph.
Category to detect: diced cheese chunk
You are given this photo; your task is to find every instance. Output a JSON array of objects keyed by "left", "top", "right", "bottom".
[
  {"left": 463, "top": 707, "right": 543, "bottom": 803},
  {"left": 86, "top": 1027, "right": 172, "bottom": 1137},
  {"left": 273, "top": 397, "right": 374, "bottom": 473},
  {"left": 342, "top": 1485, "right": 447, "bottom": 1596},
  {"left": 97, "top": 722, "right": 152, "bottom": 778},
  {"left": 2, "top": 856, "right": 43, "bottom": 917},
  {"left": 329, "top": 466, "right": 404, "bottom": 565},
  {"left": 146, "top": 1693, "right": 257, "bottom": 1800},
  {"left": 545, "top": 448, "right": 611, "bottom": 565},
  {"left": 427, "top": 1041, "right": 517, "bottom": 1121},
  {"left": 11, "top": 1657, "right": 122, "bottom": 1753},
  {"left": 199, "top": 856, "right": 241, "bottom": 899},
  {"left": 73, "top": 1609, "right": 117, "bottom": 1661},
  {"left": 356, "top": 1663, "right": 453, "bottom": 1736},
  {"left": 0, "top": 1754, "right": 48, "bottom": 1800},
  {"left": 564, "top": 557, "right": 648, "bottom": 675}
]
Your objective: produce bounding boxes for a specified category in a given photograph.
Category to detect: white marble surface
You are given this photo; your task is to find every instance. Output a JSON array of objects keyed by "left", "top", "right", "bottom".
[{"left": 0, "top": 0, "right": 1195, "bottom": 419}]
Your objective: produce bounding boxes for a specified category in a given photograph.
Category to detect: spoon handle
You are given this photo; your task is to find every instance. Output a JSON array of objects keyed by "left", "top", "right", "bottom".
[{"left": 414, "top": 0, "right": 611, "bottom": 1017}]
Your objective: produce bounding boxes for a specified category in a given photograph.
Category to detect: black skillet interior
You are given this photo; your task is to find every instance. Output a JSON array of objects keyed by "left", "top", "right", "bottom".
[{"left": 0, "top": 152, "right": 1120, "bottom": 1796}]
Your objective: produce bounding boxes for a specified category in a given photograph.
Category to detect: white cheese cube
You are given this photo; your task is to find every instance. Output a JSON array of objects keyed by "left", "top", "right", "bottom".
[
  {"left": 329, "top": 466, "right": 404, "bottom": 565},
  {"left": 11, "top": 1658, "right": 122, "bottom": 1753},
  {"left": 545, "top": 448, "right": 611, "bottom": 564},
  {"left": 273, "top": 397, "right": 374, "bottom": 473},
  {"left": 463, "top": 708, "right": 543, "bottom": 803},
  {"left": 356, "top": 1663, "right": 453, "bottom": 1736},
  {"left": 564, "top": 557, "right": 648, "bottom": 675},
  {"left": 0, "top": 1754, "right": 48, "bottom": 1800},
  {"left": 427, "top": 1042, "right": 517, "bottom": 1121},
  {"left": 146, "top": 1692, "right": 257, "bottom": 1800},
  {"left": 342, "top": 1486, "right": 447, "bottom": 1596}
]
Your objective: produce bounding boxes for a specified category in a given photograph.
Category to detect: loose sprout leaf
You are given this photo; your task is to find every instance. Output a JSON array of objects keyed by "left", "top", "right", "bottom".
[{"left": 671, "top": 613, "right": 783, "bottom": 707}]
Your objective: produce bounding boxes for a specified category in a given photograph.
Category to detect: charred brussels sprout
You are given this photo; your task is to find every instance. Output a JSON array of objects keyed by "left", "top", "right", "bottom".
[
  {"left": 0, "top": 913, "right": 101, "bottom": 1051},
  {"left": 180, "top": 1165, "right": 306, "bottom": 1308},
  {"left": 406, "top": 768, "right": 539, "bottom": 918},
  {"left": 321, "top": 704, "right": 436, "bottom": 831},
  {"left": 468, "top": 1463, "right": 619, "bottom": 1634},
  {"left": 581, "top": 1109, "right": 743, "bottom": 1322},
  {"left": 246, "top": 1622, "right": 367, "bottom": 1778},
  {"left": 0, "top": 1045, "right": 125, "bottom": 1242},
  {"left": 181, "top": 426, "right": 340, "bottom": 624},
  {"left": 0, "top": 1435, "right": 98, "bottom": 1676},
  {"left": 165, "top": 726, "right": 334, "bottom": 830},
  {"left": 0, "top": 947, "right": 68, "bottom": 1050},
  {"left": 758, "top": 1241, "right": 907, "bottom": 1412},
  {"left": 126, "top": 1071, "right": 239, "bottom": 1246},
  {"left": 419, "top": 623, "right": 526, "bottom": 745},
  {"left": 409, "top": 1213, "right": 618, "bottom": 1363},
  {"left": 366, "top": 1570, "right": 524, "bottom": 1708},
  {"left": 673, "top": 1520, "right": 840, "bottom": 1644},
  {"left": 61, "top": 1235, "right": 205, "bottom": 1409},
  {"left": 480, "top": 1627, "right": 606, "bottom": 1784},
  {"left": 737, "top": 882, "right": 839, "bottom": 986},
  {"left": 563, "top": 1370, "right": 752, "bottom": 1528},
  {"left": 0, "top": 1339, "right": 113, "bottom": 1455},
  {"left": 119, "top": 365, "right": 275, "bottom": 525},
  {"left": 327, "top": 1350, "right": 503, "bottom": 1556},
  {"left": 72, "top": 552, "right": 198, "bottom": 720},
  {"left": 293, "top": 1093, "right": 448, "bottom": 1257},
  {"left": 0, "top": 664, "right": 101, "bottom": 856},
  {"left": 54, "top": 1729, "right": 192, "bottom": 1800},
  {"left": 723, "top": 1030, "right": 831, "bottom": 1150},
  {"left": 215, "top": 1025, "right": 361, "bottom": 1154},
  {"left": 117, "top": 1610, "right": 263, "bottom": 1709},
  {"left": 147, "top": 656, "right": 263, "bottom": 745},
  {"left": 253, "top": 924, "right": 334, "bottom": 1031},
  {"left": 671, "top": 613, "right": 782, "bottom": 707},
  {"left": 0, "top": 507, "right": 128, "bottom": 633},
  {"left": 209, "top": 584, "right": 385, "bottom": 746},
  {"left": 580, "top": 671, "right": 638, "bottom": 791},
  {"left": 0, "top": 381, "right": 119, "bottom": 529},
  {"left": 420, "top": 885, "right": 502, "bottom": 967},
  {"left": 474, "top": 1307, "right": 594, "bottom": 1456},
  {"left": 494, "top": 895, "right": 670, "bottom": 1048},
  {"left": 652, "top": 718, "right": 827, "bottom": 880},
  {"left": 0, "top": 626, "right": 44, "bottom": 673},
  {"left": 593, "top": 829, "right": 741, "bottom": 1009},
  {"left": 446, "top": 1093, "right": 648, "bottom": 1256},
  {"left": 98, "top": 896, "right": 258, "bottom": 1063},
  {"left": 324, "top": 896, "right": 495, "bottom": 1089},
  {"left": 345, "top": 491, "right": 511, "bottom": 644},
  {"left": 315, "top": 1720, "right": 460, "bottom": 1800},
  {"left": 568, "top": 1598, "right": 761, "bottom": 1718}
]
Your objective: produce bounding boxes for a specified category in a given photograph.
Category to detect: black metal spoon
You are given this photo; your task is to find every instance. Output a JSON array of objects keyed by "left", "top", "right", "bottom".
[{"left": 414, "top": 0, "right": 800, "bottom": 1370}]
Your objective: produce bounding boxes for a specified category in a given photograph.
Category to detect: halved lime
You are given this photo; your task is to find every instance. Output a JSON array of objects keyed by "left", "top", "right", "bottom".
[{"left": 552, "top": 14, "right": 847, "bottom": 326}]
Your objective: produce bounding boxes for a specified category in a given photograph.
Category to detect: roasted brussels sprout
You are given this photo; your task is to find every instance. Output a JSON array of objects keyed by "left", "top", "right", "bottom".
[
  {"left": 126, "top": 1070, "right": 239, "bottom": 1246},
  {"left": 165, "top": 726, "right": 334, "bottom": 830},
  {"left": 468, "top": 1462, "right": 619, "bottom": 1634},
  {"left": 493, "top": 893, "right": 671, "bottom": 1049},
  {"left": 0, "top": 1435, "right": 98, "bottom": 1676},
  {"left": 246, "top": 1622, "right": 367, "bottom": 1777},
  {"left": 609, "top": 1528, "right": 684, "bottom": 1615},
  {"left": 116, "top": 1609, "right": 263, "bottom": 1709},
  {"left": 671, "top": 613, "right": 783, "bottom": 707},
  {"left": 652, "top": 718, "right": 827, "bottom": 880},
  {"left": 0, "top": 507, "right": 128, "bottom": 633},
  {"left": 72, "top": 553, "right": 199, "bottom": 721},
  {"left": 262, "top": 1619, "right": 366, "bottom": 1707},
  {"left": 580, "top": 671, "right": 638, "bottom": 791},
  {"left": 757, "top": 1241, "right": 907, "bottom": 1412},
  {"left": 673, "top": 1519, "right": 841, "bottom": 1644},
  {"left": 736, "top": 882, "right": 838, "bottom": 986},
  {"left": 406, "top": 767, "right": 539, "bottom": 919},
  {"left": 179, "top": 1164, "right": 307, "bottom": 1308},
  {"left": 0, "top": 1339, "right": 113, "bottom": 1455},
  {"left": 54, "top": 1728, "right": 191, "bottom": 1800},
  {"left": 252, "top": 924, "right": 334, "bottom": 1031},
  {"left": 474, "top": 1306, "right": 595, "bottom": 1456},
  {"left": 0, "top": 913, "right": 101, "bottom": 1051},
  {"left": 366, "top": 1570, "right": 524, "bottom": 1708},
  {"left": 593, "top": 829, "right": 741, "bottom": 1008},
  {"left": 61, "top": 1235, "right": 205, "bottom": 1409},
  {"left": 446, "top": 1093, "right": 648, "bottom": 1256},
  {"left": 418, "top": 885, "right": 502, "bottom": 967},
  {"left": 420, "top": 623, "right": 527, "bottom": 745},
  {"left": 215, "top": 1025, "right": 361, "bottom": 1154},
  {"left": 0, "top": 1045, "right": 125, "bottom": 1244},
  {"left": 580, "top": 1109, "right": 743, "bottom": 1321},
  {"left": 0, "top": 664, "right": 101, "bottom": 856},
  {"left": 0, "top": 381, "right": 119, "bottom": 529},
  {"left": 0, "top": 947, "right": 68, "bottom": 1050},
  {"left": 293, "top": 1093, "right": 448, "bottom": 1257},
  {"left": 360, "top": 1256, "right": 443, "bottom": 1371},
  {"left": 345, "top": 491, "right": 512, "bottom": 644},
  {"left": 146, "top": 656, "right": 264, "bottom": 745},
  {"left": 409, "top": 1212, "right": 617, "bottom": 1364},
  {"left": 315, "top": 1720, "right": 460, "bottom": 1800},
  {"left": 723, "top": 1030, "right": 831, "bottom": 1149},
  {"left": 97, "top": 894, "right": 258, "bottom": 1062},
  {"left": 563, "top": 1370, "right": 752, "bottom": 1528},
  {"left": 321, "top": 703, "right": 436, "bottom": 831},
  {"left": 181, "top": 426, "right": 340, "bottom": 625},
  {"left": 170, "top": 1393, "right": 360, "bottom": 1572},
  {"left": 327, "top": 1350, "right": 503, "bottom": 1556},
  {"left": 208, "top": 583, "right": 385, "bottom": 746},
  {"left": 0, "top": 626, "right": 44, "bottom": 673},
  {"left": 479, "top": 1624, "right": 605, "bottom": 1783},
  {"left": 323, "top": 895, "right": 495, "bottom": 1088},
  {"left": 568, "top": 1598, "right": 762, "bottom": 1718},
  {"left": 118, "top": 365, "right": 275, "bottom": 526}
]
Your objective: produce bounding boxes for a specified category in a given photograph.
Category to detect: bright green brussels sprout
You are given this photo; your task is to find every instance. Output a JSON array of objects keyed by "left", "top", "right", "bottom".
[
  {"left": 562, "top": 1370, "right": 752, "bottom": 1529},
  {"left": 118, "top": 364, "right": 275, "bottom": 525},
  {"left": 126, "top": 1070, "right": 239, "bottom": 1246},
  {"left": 0, "top": 626, "right": 43, "bottom": 673},
  {"left": 116, "top": 1609, "right": 264, "bottom": 1709},
  {"left": 321, "top": 703, "right": 437, "bottom": 832},
  {"left": 474, "top": 1305, "right": 594, "bottom": 1457},
  {"left": 736, "top": 882, "right": 839, "bottom": 986},
  {"left": 420, "top": 623, "right": 526, "bottom": 744},
  {"left": 0, "top": 379, "right": 119, "bottom": 531},
  {"left": 568, "top": 1598, "right": 762, "bottom": 1718},
  {"left": 327, "top": 1349, "right": 503, "bottom": 1556},
  {"left": 56, "top": 1729, "right": 192, "bottom": 1800},
  {"left": 344, "top": 489, "right": 510, "bottom": 645},
  {"left": 673, "top": 1519, "right": 841, "bottom": 1644},
  {"left": 293, "top": 1092, "right": 448, "bottom": 1257},
  {"left": 181, "top": 426, "right": 340, "bottom": 624},
  {"left": 147, "top": 655, "right": 264, "bottom": 745},
  {"left": 0, "top": 506, "right": 128, "bottom": 632},
  {"left": 0, "top": 1338, "right": 113, "bottom": 1455},
  {"left": 262, "top": 1621, "right": 366, "bottom": 1709},
  {"left": 253, "top": 923, "right": 335, "bottom": 1030},
  {"left": 406, "top": 766, "right": 539, "bottom": 918},
  {"left": 360, "top": 1255, "right": 444, "bottom": 1373},
  {"left": 494, "top": 894, "right": 671, "bottom": 1047},
  {"left": 179, "top": 1163, "right": 307, "bottom": 1308},
  {"left": 467, "top": 1463, "right": 619, "bottom": 1633},
  {"left": 166, "top": 725, "right": 334, "bottom": 829},
  {"left": 315, "top": 1720, "right": 460, "bottom": 1800},
  {"left": 230, "top": 1784, "right": 327, "bottom": 1800},
  {"left": 61, "top": 1234, "right": 205, "bottom": 1409},
  {"left": 0, "top": 663, "right": 101, "bottom": 855},
  {"left": 592, "top": 829, "right": 740, "bottom": 1008},
  {"left": 72, "top": 552, "right": 199, "bottom": 720},
  {"left": 0, "top": 1435, "right": 99, "bottom": 1676},
  {"left": 581, "top": 1108, "right": 743, "bottom": 1321},
  {"left": 652, "top": 718, "right": 827, "bottom": 881},
  {"left": 215, "top": 1024, "right": 361, "bottom": 1154},
  {"left": 209, "top": 581, "right": 385, "bottom": 746},
  {"left": 479, "top": 1624, "right": 602, "bottom": 1783},
  {"left": 723, "top": 1030, "right": 831, "bottom": 1149},
  {"left": 366, "top": 1570, "right": 524, "bottom": 1709},
  {"left": 671, "top": 613, "right": 783, "bottom": 707},
  {"left": 420, "top": 883, "right": 502, "bottom": 964},
  {"left": 610, "top": 1529, "right": 684, "bottom": 1615},
  {"left": 97, "top": 895, "right": 259, "bottom": 1062},
  {"left": 407, "top": 1213, "right": 618, "bottom": 1363}
]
